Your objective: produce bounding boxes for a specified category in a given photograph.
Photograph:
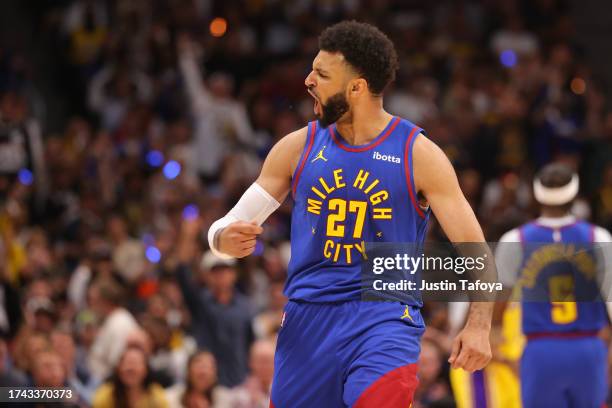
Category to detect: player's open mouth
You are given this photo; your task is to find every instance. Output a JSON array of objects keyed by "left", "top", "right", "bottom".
[
  {"left": 313, "top": 99, "right": 321, "bottom": 115},
  {"left": 308, "top": 90, "right": 322, "bottom": 116}
]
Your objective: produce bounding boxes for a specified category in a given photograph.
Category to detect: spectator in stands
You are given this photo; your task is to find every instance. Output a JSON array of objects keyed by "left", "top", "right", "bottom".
[
  {"left": 174, "top": 217, "right": 254, "bottom": 387},
  {"left": 177, "top": 35, "right": 257, "bottom": 184},
  {"left": 226, "top": 339, "right": 275, "bottom": 408},
  {"left": 93, "top": 344, "right": 168, "bottom": 408},
  {"left": 30, "top": 348, "right": 66, "bottom": 388},
  {"left": 0, "top": 336, "right": 26, "bottom": 386},
  {"left": 414, "top": 339, "right": 453, "bottom": 408},
  {"left": 27, "top": 347, "right": 90, "bottom": 407},
  {"left": 165, "top": 350, "right": 230, "bottom": 408},
  {"left": 140, "top": 315, "right": 184, "bottom": 387},
  {"left": 0, "top": 90, "right": 48, "bottom": 213},
  {"left": 87, "top": 61, "right": 153, "bottom": 132},
  {"left": 12, "top": 329, "right": 49, "bottom": 381},
  {"left": 0, "top": 2, "right": 609, "bottom": 408},
  {"left": 107, "top": 214, "right": 145, "bottom": 284},
  {"left": 74, "top": 309, "right": 99, "bottom": 376},
  {"left": 51, "top": 328, "right": 96, "bottom": 403},
  {"left": 490, "top": 14, "right": 539, "bottom": 57},
  {"left": 24, "top": 296, "right": 57, "bottom": 333},
  {"left": 87, "top": 279, "right": 139, "bottom": 382},
  {"left": 252, "top": 280, "right": 285, "bottom": 340}
]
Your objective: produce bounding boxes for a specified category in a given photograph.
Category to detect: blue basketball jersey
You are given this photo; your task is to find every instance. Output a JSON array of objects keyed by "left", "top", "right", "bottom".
[
  {"left": 287, "top": 117, "right": 429, "bottom": 302},
  {"left": 518, "top": 220, "right": 608, "bottom": 334}
]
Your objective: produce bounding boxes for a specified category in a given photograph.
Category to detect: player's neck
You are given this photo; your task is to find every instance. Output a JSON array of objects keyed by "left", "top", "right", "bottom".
[
  {"left": 335, "top": 104, "right": 393, "bottom": 146},
  {"left": 540, "top": 207, "right": 572, "bottom": 218}
]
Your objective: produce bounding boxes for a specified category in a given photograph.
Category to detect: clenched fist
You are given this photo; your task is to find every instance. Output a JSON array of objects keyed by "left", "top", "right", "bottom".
[
  {"left": 448, "top": 324, "right": 492, "bottom": 372},
  {"left": 216, "top": 221, "right": 263, "bottom": 258}
]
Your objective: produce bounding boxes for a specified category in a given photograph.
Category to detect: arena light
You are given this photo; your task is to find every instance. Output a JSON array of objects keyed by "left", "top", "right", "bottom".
[
  {"left": 570, "top": 77, "right": 586, "bottom": 95},
  {"left": 500, "top": 50, "right": 517, "bottom": 68},
  {"left": 146, "top": 150, "right": 164, "bottom": 167},
  {"left": 253, "top": 240, "right": 264, "bottom": 256},
  {"left": 18, "top": 168, "right": 33, "bottom": 185},
  {"left": 182, "top": 204, "right": 199, "bottom": 220},
  {"left": 163, "top": 160, "right": 181, "bottom": 179},
  {"left": 210, "top": 17, "right": 227, "bottom": 37},
  {"left": 145, "top": 246, "right": 161, "bottom": 263}
]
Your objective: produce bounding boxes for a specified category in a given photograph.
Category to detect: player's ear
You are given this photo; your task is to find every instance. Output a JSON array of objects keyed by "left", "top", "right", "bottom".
[{"left": 347, "top": 78, "right": 367, "bottom": 98}]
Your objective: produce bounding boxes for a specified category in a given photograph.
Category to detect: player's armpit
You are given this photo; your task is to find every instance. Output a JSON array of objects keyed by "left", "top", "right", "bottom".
[{"left": 255, "top": 126, "right": 308, "bottom": 203}]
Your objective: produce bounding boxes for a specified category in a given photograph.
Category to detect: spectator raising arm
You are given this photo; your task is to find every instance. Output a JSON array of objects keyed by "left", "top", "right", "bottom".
[
  {"left": 174, "top": 216, "right": 217, "bottom": 340},
  {"left": 177, "top": 35, "right": 213, "bottom": 116},
  {"left": 175, "top": 216, "right": 255, "bottom": 386}
]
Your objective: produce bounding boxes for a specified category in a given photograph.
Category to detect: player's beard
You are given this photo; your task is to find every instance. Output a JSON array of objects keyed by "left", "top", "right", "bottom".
[{"left": 317, "top": 92, "right": 349, "bottom": 128}]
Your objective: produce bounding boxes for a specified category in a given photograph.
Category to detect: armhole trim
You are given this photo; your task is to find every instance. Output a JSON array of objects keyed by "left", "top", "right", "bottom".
[
  {"left": 403, "top": 127, "right": 425, "bottom": 219},
  {"left": 291, "top": 122, "right": 316, "bottom": 198}
]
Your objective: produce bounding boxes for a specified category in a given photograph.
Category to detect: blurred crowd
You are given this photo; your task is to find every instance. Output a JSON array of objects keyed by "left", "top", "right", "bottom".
[{"left": 0, "top": 0, "right": 611, "bottom": 407}]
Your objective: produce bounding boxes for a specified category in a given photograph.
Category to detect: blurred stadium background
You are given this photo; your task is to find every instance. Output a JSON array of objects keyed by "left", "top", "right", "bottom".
[{"left": 0, "top": 0, "right": 611, "bottom": 407}]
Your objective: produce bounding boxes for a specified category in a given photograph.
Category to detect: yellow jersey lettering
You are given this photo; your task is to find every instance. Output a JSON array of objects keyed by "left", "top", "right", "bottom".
[
  {"left": 370, "top": 190, "right": 388, "bottom": 205},
  {"left": 322, "top": 240, "right": 368, "bottom": 263},
  {"left": 319, "top": 177, "right": 336, "bottom": 194},
  {"left": 327, "top": 199, "right": 346, "bottom": 237},
  {"left": 305, "top": 168, "right": 396, "bottom": 263},
  {"left": 373, "top": 208, "right": 393, "bottom": 219},
  {"left": 311, "top": 186, "right": 326, "bottom": 200},
  {"left": 353, "top": 169, "right": 369, "bottom": 190},
  {"left": 333, "top": 242, "right": 341, "bottom": 262},
  {"left": 323, "top": 240, "right": 333, "bottom": 258},
  {"left": 344, "top": 244, "right": 354, "bottom": 264},
  {"left": 307, "top": 198, "right": 323, "bottom": 215},
  {"left": 520, "top": 244, "right": 596, "bottom": 289},
  {"left": 363, "top": 179, "right": 380, "bottom": 194},
  {"left": 354, "top": 241, "right": 367, "bottom": 260},
  {"left": 333, "top": 169, "right": 346, "bottom": 188}
]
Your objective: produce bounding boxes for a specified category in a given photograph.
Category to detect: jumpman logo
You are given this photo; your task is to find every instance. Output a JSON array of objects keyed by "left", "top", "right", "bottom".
[
  {"left": 401, "top": 305, "right": 413, "bottom": 321},
  {"left": 311, "top": 145, "right": 328, "bottom": 163}
]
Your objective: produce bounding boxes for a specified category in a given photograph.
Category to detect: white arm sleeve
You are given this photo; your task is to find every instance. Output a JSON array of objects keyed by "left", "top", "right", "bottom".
[{"left": 207, "top": 183, "right": 281, "bottom": 258}]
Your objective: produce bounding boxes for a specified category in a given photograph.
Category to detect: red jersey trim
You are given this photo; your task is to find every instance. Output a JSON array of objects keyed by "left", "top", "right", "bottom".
[
  {"left": 330, "top": 117, "right": 400, "bottom": 152},
  {"left": 354, "top": 363, "right": 419, "bottom": 408},
  {"left": 526, "top": 330, "right": 599, "bottom": 341},
  {"left": 291, "top": 122, "right": 316, "bottom": 198},
  {"left": 403, "top": 126, "right": 425, "bottom": 219}
]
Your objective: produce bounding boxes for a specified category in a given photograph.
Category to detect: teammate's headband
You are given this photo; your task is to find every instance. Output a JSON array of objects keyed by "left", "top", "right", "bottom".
[{"left": 533, "top": 174, "right": 579, "bottom": 205}]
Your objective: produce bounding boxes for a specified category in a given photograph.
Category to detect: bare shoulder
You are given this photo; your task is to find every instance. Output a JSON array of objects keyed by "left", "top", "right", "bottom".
[
  {"left": 256, "top": 126, "right": 308, "bottom": 201},
  {"left": 412, "top": 134, "right": 458, "bottom": 194},
  {"left": 277, "top": 126, "right": 308, "bottom": 158},
  {"left": 266, "top": 125, "right": 309, "bottom": 175},
  {"left": 412, "top": 133, "right": 445, "bottom": 160}
]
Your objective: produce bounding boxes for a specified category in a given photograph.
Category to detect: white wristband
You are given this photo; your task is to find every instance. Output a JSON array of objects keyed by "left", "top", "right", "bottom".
[
  {"left": 207, "top": 214, "right": 239, "bottom": 259},
  {"left": 207, "top": 183, "right": 281, "bottom": 258}
]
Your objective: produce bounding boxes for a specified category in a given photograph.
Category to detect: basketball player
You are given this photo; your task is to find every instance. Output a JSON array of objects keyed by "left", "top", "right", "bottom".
[
  {"left": 495, "top": 163, "right": 611, "bottom": 408},
  {"left": 208, "top": 21, "right": 492, "bottom": 407}
]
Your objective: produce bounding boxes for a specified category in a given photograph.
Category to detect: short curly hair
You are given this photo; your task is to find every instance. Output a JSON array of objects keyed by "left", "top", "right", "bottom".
[
  {"left": 538, "top": 163, "right": 574, "bottom": 188},
  {"left": 319, "top": 21, "right": 399, "bottom": 95}
]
